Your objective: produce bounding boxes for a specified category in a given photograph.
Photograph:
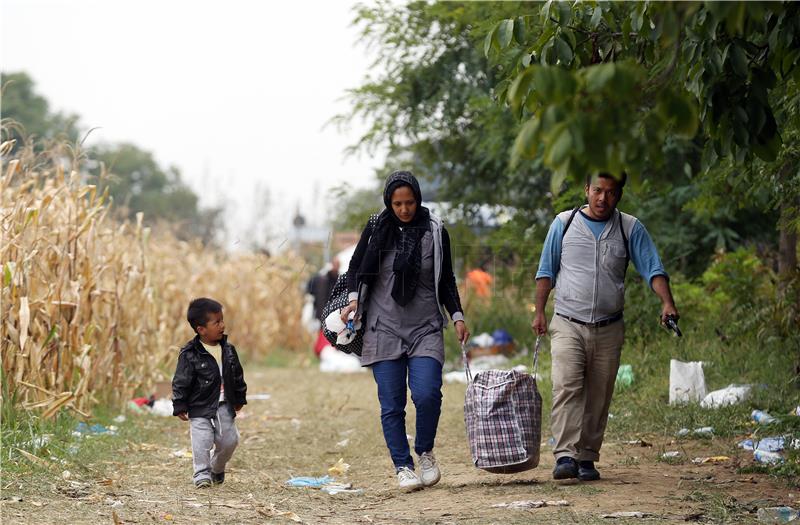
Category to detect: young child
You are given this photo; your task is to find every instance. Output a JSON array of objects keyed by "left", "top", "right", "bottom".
[{"left": 172, "top": 297, "right": 247, "bottom": 488}]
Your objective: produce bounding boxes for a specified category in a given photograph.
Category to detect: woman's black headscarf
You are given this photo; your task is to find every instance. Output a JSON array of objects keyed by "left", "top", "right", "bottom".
[{"left": 359, "top": 171, "right": 431, "bottom": 306}]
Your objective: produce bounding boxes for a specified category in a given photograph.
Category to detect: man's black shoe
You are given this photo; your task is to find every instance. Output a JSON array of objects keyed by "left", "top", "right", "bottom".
[
  {"left": 552, "top": 457, "right": 578, "bottom": 479},
  {"left": 211, "top": 472, "right": 225, "bottom": 485},
  {"left": 578, "top": 461, "right": 600, "bottom": 481}
]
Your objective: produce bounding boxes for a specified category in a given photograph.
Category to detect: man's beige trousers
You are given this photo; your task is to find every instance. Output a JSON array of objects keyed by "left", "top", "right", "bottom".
[{"left": 549, "top": 314, "right": 624, "bottom": 462}]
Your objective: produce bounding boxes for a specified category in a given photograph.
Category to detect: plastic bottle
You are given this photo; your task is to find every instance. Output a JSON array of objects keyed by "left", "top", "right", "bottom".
[
  {"left": 754, "top": 449, "right": 785, "bottom": 464},
  {"left": 755, "top": 506, "right": 799, "bottom": 523},
  {"left": 752, "top": 409, "right": 777, "bottom": 424}
]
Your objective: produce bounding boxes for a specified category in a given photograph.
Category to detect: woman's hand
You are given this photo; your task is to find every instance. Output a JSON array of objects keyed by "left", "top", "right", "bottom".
[
  {"left": 340, "top": 300, "right": 358, "bottom": 323},
  {"left": 454, "top": 320, "right": 470, "bottom": 345}
]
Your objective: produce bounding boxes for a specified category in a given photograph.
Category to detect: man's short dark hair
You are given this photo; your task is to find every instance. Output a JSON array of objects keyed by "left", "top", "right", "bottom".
[
  {"left": 187, "top": 297, "right": 223, "bottom": 332},
  {"left": 586, "top": 171, "right": 627, "bottom": 189}
]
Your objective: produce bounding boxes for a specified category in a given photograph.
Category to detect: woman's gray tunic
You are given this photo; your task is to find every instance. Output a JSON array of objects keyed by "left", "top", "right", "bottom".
[{"left": 360, "top": 230, "right": 445, "bottom": 366}]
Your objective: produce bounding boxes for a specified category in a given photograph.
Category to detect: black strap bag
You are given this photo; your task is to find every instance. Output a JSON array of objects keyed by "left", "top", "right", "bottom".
[{"left": 320, "top": 214, "right": 379, "bottom": 355}]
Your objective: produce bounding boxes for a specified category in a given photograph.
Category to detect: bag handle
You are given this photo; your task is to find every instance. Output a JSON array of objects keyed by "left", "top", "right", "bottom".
[
  {"left": 462, "top": 336, "right": 543, "bottom": 384},
  {"left": 461, "top": 343, "right": 473, "bottom": 383},
  {"left": 532, "top": 336, "right": 542, "bottom": 378}
]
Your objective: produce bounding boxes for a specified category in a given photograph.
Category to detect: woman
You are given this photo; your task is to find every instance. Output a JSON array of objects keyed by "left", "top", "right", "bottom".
[{"left": 341, "top": 171, "right": 470, "bottom": 491}]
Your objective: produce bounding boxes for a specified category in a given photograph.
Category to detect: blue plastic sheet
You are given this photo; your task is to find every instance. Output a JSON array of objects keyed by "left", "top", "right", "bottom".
[{"left": 286, "top": 475, "right": 334, "bottom": 488}]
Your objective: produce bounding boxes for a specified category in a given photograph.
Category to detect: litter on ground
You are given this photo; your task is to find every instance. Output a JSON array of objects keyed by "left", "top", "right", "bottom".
[
  {"left": 248, "top": 394, "right": 271, "bottom": 400},
  {"left": 320, "top": 483, "right": 364, "bottom": 495},
  {"left": 286, "top": 476, "right": 334, "bottom": 488},
  {"left": 491, "top": 500, "right": 570, "bottom": 509},
  {"left": 754, "top": 450, "right": 785, "bottom": 465},
  {"left": 677, "top": 426, "right": 714, "bottom": 437},
  {"left": 601, "top": 511, "right": 653, "bottom": 518},
  {"left": 700, "top": 384, "right": 751, "bottom": 408},
  {"left": 691, "top": 456, "right": 730, "bottom": 464},
  {"left": 328, "top": 458, "right": 350, "bottom": 476}
]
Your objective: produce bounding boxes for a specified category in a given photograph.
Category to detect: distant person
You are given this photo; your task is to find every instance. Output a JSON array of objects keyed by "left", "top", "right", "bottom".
[
  {"left": 308, "top": 258, "right": 341, "bottom": 356},
  {"left": 308, "top": 257, "right": 341, "bottom": 323},
  {"left": 532, "top": 172, "right": 679, "bottom": 482},
  {"left": 339, "top": 171, "right": 470, "bottom": 491},
  {"left": 465, "top": 267, "right": 493, "bottom": 300},
  {"left": 172, "top": 298, "right": 247, "bottom": 488}
]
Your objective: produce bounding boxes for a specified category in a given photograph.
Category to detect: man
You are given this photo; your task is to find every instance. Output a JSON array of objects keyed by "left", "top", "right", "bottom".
[{"left": 532, "top": 172, "right": 679, "bottom": 481}]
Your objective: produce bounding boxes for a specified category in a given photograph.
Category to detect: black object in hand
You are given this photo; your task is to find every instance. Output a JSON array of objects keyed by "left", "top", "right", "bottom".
[{"left": 664, "top": 315, "right": 682, "bottom": 337}]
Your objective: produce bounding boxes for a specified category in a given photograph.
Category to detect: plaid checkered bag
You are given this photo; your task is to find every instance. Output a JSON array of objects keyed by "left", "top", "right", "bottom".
[{"left": 463, "top": 337, "right": 543, "bottom": 473}]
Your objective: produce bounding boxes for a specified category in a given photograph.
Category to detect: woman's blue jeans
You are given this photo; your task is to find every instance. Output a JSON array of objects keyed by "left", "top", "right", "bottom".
[{"left": 371, "top": 356, "right": 443, "bottom": 471}]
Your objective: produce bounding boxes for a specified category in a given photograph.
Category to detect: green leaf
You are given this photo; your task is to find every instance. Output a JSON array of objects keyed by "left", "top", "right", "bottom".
[
  {"left": 631, "top": 5, "right": 644, "bottom": 32},
  {"left": 584, "top": 63, "right": 616, "bottom": 93},
  {"left": 514, "top": 16, "right": 527, "bottom": 45},
  {"left": 602, "top": 7, "right": 619, "bottom": 31},
  {"left": 533, "top": 66, "right": 576, "bottom": 100},
  {"left": 622, "top": 16, "right": 632, "bottom": 48},
  {"left": 497, "top": 19, "right": 514, "bottom": 49},
  {"left": 508, "top": 67, "right": 535, "bottom": 116},
  {"left": 484, "top": 24, "right": 497, "bottom": 58},
  {"left": 658, "top": 90, "right": 698, "bottom": 138},
  {"left": 3, "top": 262, "right": 12, "bottom": 287},
  {"left": 550, "top": 161, "right": 570, "bottom": 196},
  {"left": 545, "top": 123, "right": 573, "bottom": 166},
  {"left": 512, "top": 118, "right": 542, "bottom": 166},
  {"left": 522, "top": 53, "right": 532, "bottom": 68},
  {"left": 555, "top": 36, "right": 573, "bottom": 65},
  {"left": 591, "top": 6, "right": 603, "bottom": 29},
  {"left": 540, "top": 0, "right": 554, "bottom": 25},
  {"left": 730, "top": 44, "right": 748, "bottom": 76},
  {"left": 41, "top": 324, "right": 59, "bottom": 348},
  {"left": 557, "top": 2, "right": 572, "bottom": 27}
]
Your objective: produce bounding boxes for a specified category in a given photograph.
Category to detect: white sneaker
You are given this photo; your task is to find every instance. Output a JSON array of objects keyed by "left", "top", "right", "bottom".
[
  {"left": 396, "top": 466, "right": 422, "bottom": 491},
  {"left": 418, "top": 451, "right": 441, "bottom": 487}
]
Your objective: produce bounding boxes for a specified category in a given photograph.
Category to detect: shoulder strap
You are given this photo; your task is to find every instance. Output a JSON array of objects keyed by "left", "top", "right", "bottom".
[
  {"left": 618, "top": 210, "right": 630, "bottom": 274},
  {"left": 561, "top": 206, "right": 581, "bottom": 238}
]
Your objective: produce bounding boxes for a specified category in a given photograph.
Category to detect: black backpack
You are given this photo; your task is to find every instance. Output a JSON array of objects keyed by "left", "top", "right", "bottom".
[{"left": 563, "top": 206, "right": 631, "bottom": 273}]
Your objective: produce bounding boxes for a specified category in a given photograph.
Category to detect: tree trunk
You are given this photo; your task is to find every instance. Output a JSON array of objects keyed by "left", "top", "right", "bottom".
[{"left": 778, "top": 215, "right": 797, "bottom": 281}]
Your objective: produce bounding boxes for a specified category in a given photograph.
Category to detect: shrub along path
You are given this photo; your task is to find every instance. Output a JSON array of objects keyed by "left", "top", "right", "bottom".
[{"left": 2, "top": 366, "right": 792, "bottom": 524}]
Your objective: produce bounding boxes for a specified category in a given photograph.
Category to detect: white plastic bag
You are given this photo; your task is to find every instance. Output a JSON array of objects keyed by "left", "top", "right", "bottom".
[
  {"left": 669, "top": 359, "right": 707, "bottom": 405},
  {"left": 700, "top": 384, "right": 751, "bottom": 408},
  {"left": 319, "top": 345, "right": 365, "bottom": 374}
]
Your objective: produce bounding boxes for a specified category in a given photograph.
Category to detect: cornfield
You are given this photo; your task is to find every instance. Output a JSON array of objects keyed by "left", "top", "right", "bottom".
[{"left": 1, "top": 139, "right": 309, "bottom": 417}]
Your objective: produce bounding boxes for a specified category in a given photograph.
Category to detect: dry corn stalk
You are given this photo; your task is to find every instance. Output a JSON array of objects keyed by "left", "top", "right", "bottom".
[{"left": 1, "top": 140, "right": 309, "bottom": 416}]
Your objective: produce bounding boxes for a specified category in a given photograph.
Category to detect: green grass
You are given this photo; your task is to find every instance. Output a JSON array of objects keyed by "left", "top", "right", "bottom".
[{"left": 1, "top": 391, "right": 152, "bottom": 483}]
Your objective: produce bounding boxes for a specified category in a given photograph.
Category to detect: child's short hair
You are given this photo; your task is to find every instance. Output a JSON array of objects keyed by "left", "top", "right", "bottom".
[{"left": 187, "top": 297, "right": 223, "bottom": 333}]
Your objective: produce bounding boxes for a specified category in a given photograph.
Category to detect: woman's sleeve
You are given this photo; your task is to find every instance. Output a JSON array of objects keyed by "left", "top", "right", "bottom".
[
  {"left": 345, "top": 219, "right": 373, "bottom": 300},
  {"left": 439, "top": 227, "right": 464, "bottom": 322}
]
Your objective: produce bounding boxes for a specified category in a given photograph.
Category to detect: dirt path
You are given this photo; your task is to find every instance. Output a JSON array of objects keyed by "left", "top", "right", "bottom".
[{"left": 3, "top": 366, "right": 792, "bottom": 524}]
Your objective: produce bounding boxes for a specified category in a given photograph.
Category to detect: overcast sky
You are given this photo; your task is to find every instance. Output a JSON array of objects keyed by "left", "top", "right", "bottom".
[{"left": 1, "top": 0, "right": 385, "bottom": 250}]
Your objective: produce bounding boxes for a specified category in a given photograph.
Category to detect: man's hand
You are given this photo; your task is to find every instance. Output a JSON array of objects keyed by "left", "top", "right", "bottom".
[
  {"left": 531, "top": 311, "right": 548, "bottom": 336},
  {"left": 176, "top": 412, "right": 188, "bottom": 421},
  {"left": 340, "top": 300, "right": 358, "bottom": 323},
  {"left": 660, "top": 303, "right": 679, "bottom": 325},
  {"left": 234, "top": 405, "right": 243, "bottom": 412},
  {"left": 454, "top": 320, "right": 470, "bottom": 344},
  {"left": 651, "top": 276, "right": 679, "bottom": 325}
]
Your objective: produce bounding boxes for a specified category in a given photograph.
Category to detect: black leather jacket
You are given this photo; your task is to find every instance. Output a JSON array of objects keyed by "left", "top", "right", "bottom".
[{"left": 171, "top": 335, "right": 247, "bottom": 418}]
